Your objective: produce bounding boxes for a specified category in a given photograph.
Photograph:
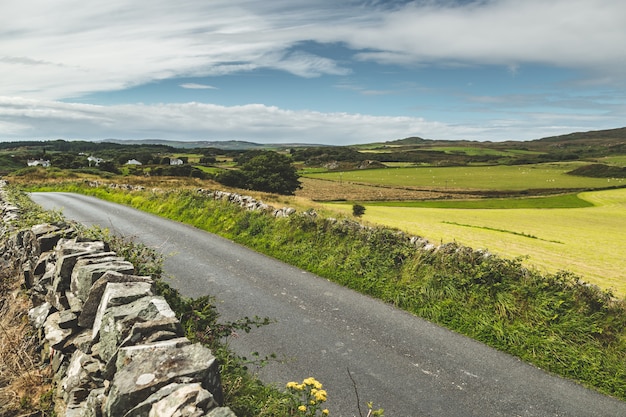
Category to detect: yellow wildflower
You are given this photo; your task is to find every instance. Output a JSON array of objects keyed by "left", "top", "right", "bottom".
[
  {"left": 322, "top": 410, "right": 329, "bottom": 415},
  {"left": 314, "top": 389, "right": 328, "bottom": 402},
  {"left": 298, "top": 405, "right": 307, "bottom": 412}
]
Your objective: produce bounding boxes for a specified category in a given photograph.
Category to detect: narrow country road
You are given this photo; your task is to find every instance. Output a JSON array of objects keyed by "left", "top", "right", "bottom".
[{"left": 30, "top": 192, "right": 626, "bottom": 417}]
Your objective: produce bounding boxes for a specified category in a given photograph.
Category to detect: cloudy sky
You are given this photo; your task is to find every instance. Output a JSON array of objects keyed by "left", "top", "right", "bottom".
[{"left": 1, "top": 0, "right": 625, "bottom": 145}]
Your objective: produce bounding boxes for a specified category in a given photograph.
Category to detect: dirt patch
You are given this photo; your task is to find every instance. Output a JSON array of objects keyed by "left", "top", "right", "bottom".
[{"left": 295, "top": 177, "right": 476, "bottom": 201}]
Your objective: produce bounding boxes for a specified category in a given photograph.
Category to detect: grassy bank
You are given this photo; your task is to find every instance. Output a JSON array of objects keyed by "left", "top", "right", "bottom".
[
  {"left": 23, "top": 182, "right": 626, "bottom": 401},
  {"left": 325, "top": 188, "right": 626, "bottom": 295}
]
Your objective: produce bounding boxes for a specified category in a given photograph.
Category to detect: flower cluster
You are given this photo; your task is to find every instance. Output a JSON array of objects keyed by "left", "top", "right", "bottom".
[{"left": 286, "top": 377, "right": 329, "bottom": 416}]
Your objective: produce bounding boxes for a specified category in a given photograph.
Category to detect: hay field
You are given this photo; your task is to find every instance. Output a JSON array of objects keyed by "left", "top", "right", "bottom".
[
  {"left": 306, "top": 162, "right": 625, "bottom": 191},
  {"left": 323, "top": 188, "right": 626, "bottom": 296}
]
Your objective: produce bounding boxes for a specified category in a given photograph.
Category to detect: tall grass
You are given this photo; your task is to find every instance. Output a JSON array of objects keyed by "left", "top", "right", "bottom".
[{"left": 25, "top": 182, "right": 626, "bottom": 401}]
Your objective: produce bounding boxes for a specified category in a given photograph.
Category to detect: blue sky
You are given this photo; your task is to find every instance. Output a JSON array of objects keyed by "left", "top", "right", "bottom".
[{"left": 1, "top": 0, "right": 625, "bottom": 145}]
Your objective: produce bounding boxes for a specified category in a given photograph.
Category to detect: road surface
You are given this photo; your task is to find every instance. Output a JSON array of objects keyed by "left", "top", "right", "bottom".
[{"left": 30, "top": 192, "right": 626, "bottom": 417}]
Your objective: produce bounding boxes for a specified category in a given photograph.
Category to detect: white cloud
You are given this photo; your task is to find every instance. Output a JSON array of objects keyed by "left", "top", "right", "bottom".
[
  {"left": 3, "top": 0, "right": 625, "bottom": 102},
  {"left": 180, "top": 83, "right": 217, "bottom": 90},
  {"left": 0, "top": 1, "right": 624, "bottom": 143},
  {"left": 0, "top": 96, "right": 620, "bottom": 144}
]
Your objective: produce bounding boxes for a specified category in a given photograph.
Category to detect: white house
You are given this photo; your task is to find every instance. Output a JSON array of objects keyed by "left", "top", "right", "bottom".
[
  {"left": 87, "top": 156, "right": 104, "bottom": 166},
  {"left": 170, "top": 158, "right": 184, "bottom": 165},
  {"left": 125, "top": 159, "right": 142, "bottom": 165},
  {"left": 27, "top": 159, "right": 51, "bottom": 167}
]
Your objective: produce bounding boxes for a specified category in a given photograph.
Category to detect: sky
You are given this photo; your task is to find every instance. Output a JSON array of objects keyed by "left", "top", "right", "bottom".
[{"left": 1, "top": 0, "right": 625, "bottom": 145}]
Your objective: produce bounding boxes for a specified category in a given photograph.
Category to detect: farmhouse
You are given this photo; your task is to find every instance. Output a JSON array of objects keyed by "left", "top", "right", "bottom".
[
  {"left": 125, "top": 159, "right": 142, "bottom": 165},
  {"left": 87, "top": 156, "right": 104, "bottom": 166},
  {"left": 27, "top": 159, "right": 51, "bottom": 167},
  {"left": 170, "top": 158, "right": 184, "bottom": 165}
]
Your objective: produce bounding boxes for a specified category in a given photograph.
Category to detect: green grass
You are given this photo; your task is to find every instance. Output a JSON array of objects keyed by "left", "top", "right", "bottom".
[
  {"left": 595, "top": 155, "right": 626, "bottom": 167},
  {"left": 358, "top": 193, "right": 594, "bottom": 209},
  {"left": 194, "top": 165, "right": 221, "bottom": 174},
  {"left": 21, "top": 182, "right": 626, "bottom": 402},
  {"left": 325, "top": 188, "right": 626, "bottom": 296},
  {"left": 305, "top": 162, "right": 626, "bottom": 190},
  {"left": 426, "top": 146, "right": 542, "bottom": 157}
]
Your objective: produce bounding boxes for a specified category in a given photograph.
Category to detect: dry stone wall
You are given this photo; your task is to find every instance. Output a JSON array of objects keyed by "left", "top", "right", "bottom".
[{"left": 0, "top": 181, "right": 235, "bottom": 417}]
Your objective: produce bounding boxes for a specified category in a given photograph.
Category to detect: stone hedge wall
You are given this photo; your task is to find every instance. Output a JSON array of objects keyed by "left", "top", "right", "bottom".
[{"left": 0, "top": 181, "right": 236, "bottom": 417}]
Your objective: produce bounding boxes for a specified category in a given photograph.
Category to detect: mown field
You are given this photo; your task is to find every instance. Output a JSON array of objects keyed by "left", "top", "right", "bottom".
[
  {"left": 305, "top": 162, "right": 626, "bottom": 191},
  {"left": 324, "top": 188, "right": 626, "bottom": 296}
]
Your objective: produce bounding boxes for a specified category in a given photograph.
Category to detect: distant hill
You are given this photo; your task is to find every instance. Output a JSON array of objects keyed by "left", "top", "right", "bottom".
[
  {"left": 101, "top": 139, "right": 326, "bottom": 150},
  {"left": 532, "top": 127, "right": 626, "bottom": 143},
  {"left": 384, "top": 137, "right": 427, "bottom": 145}
]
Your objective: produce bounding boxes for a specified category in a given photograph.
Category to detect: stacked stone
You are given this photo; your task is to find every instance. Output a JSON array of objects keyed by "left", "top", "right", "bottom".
[
  {"left": 19, "top": 223, "right": 235, "bottom": 417},
  {"left": 0, "top": 180, "right": 235, "bottom": 417}
]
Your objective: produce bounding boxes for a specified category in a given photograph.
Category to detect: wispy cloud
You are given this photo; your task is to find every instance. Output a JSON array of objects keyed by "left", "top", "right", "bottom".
[
  {"left": 0, "top": 96, "right": 619, "bottom": 143},
  {"left": 3, "top": 0, "right": 624, "bottom": 101},
  {"left": 180, "top": 83, "right": 217, "bottom": 90},
  {"left": 0, "top": 0, "right": 624, "bottom": 142}
]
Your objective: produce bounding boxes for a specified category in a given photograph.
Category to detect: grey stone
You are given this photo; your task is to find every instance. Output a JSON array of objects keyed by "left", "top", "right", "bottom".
[
  {"left": 56, "top": 238, "right": 107, "bottom": 256},
  {"left": 205, "top": 408, "right": 237, "bottom": 417},
  {"left": 66, "top": 290, "right": 84, "bottom": 313},
  {"left": 33, "top": 251, "right": 53, "bottom": 277},
  {"left": 31, "top": 223, "right": 61, "bottom": 237},
  {"left": 92, "top": 283, "right": 155, "bottom": 342},
  {"left": 96, "top": 294, "right": 174, "bottom": 362},
  {"left": 28, "top": 301, "right": 52, "bottom": 329},
  {"left": 123, "top": 382, "right": 217, "bottom": 417},
  {"left": 119, "top": 318, "right": 183, "bottom": 349},
  {"left": 53, "top": 250, "right": 108, "bottom": 299},
  {"left": 63, "top": 329, "right": 93, "bottom": 353},
  {"left": 44, "top": 311, "right": 75, "bottom": 349},
  {"left": 71, "top": 258, "right": 135, "bottom": 302},
  {"left": 61, "top": 350, "right": 105, "bottom": 405},
  {"left": 50, "top": 349, "right": 66, "bottom": 373},
  {"left": 65, "top": 388, "right": 90, "bottom": 417},
  {"left": 82, "top": 387, "right": 106, "bottom": 417},
  {"left": 36, "top": 226, "right": 69, "bottom": 253},
  {"left": 105, "top": 337, "right": 191, "bottom": 381},
  {"left": 57, "top": 310, "right": 78, "bottom": 329},
  {"left": 78, "top": 271, "right": 153, "bottom": 328},
  {"left": 105, "top": 343, "right": 222, "bottom": 417},
  {"left": 62, "top": 350, "right": 91, "bottom": 400}
]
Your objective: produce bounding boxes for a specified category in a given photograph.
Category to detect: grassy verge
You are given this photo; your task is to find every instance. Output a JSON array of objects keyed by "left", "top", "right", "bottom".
[
  {"left": 22, "top": 182, "right": 626, "bottom": 401},
  {"left": 0, "top": 185, "right": 308, "bottom": 417}
]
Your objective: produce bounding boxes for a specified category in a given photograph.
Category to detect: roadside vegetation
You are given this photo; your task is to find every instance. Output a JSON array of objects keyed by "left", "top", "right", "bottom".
[
  {"left": 2, "top": 128, "right": 626, "bottom": 409},
  {"left": 13, "top": 181, "right": 626, "bottom": 402},
  {"left": 0, "top": 185, "right": 345, "bottom": 417}
]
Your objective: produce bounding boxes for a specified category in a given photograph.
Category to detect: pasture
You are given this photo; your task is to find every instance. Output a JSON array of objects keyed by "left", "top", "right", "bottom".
[
  {"left": 305, "top": 162, "right": 625, "bottom": 191},
  {"left": 323, "top": 188, "right": 626, "bottom": 296}
]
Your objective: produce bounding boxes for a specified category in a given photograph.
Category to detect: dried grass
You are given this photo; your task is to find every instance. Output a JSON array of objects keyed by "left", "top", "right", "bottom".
[
  {"left": 0, "top": 262, "right": 52, "bottom": 417},
  {"left": 295, "top": 177, "right": 470, "bottom": 201}
]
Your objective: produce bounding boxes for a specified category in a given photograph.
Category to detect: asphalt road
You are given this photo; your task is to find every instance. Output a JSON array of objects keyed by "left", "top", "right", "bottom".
[{"left": 30, "top": 192, "right": 626, "bottom": 417}]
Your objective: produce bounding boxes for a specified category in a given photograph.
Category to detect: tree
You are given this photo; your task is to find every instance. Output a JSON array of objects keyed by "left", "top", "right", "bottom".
[
  {"left": 216, "top": 151, "right": 302, "bottom": 195},
  {"left": 352, "top": 204, "right": 366, "bottom": 217},
  {"left": 240, "top": 151, "right": 301, "bottom": 195}
]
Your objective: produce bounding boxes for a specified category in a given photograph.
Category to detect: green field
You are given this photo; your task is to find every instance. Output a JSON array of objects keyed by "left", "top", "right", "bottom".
[
  {"left": 306, "top": 162, "right": 626, "bottom": 190},
  {"left": 426, "top": 146, "right": 542, "bottom": 157},
  {"left": 324, "top": 188, "right": 626, "bottom": 295},
  {"left": 360, "top": 193, "right": 594, "bottom": 209}
]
